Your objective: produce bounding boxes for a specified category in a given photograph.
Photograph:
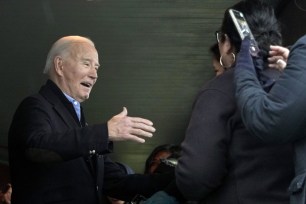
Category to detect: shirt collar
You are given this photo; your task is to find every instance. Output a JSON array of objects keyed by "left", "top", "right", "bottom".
[{"left": 63, "top": 92, "right": 81, "bottom": 120}]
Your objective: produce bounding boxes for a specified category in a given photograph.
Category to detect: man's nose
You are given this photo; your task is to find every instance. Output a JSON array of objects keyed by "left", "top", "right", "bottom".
[{"left": 89, "top": 67, "right": 98, "bottom": 80}]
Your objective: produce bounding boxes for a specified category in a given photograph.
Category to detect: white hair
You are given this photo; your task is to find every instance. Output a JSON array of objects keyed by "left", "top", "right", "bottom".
[{"left": 43, "top": 36, "right": 95, "bottom": 74}]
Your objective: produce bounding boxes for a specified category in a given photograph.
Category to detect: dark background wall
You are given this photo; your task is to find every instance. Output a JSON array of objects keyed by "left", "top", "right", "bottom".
[
  {"left": 278, "top": 0, "right": 306, "bottom": 46},
  {"left": 0, "top": 0, "right": 305, "bottom": 178}
]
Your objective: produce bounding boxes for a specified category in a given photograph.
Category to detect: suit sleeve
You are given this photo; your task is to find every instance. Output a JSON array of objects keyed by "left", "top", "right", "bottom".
[
  {"left": 9, "top": 96, "right": 110, "bottom": 162},
  {"left": 175, "top": 88, "right": 234, "bottom": 201},
  {"left": 235, "top": 35, "right": 306, "bottom": 143}
]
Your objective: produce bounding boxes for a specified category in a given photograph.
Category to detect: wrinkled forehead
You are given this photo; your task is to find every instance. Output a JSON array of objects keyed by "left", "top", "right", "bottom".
[{"left": 66, "top": 42, "right": 99, "bottom": 61}]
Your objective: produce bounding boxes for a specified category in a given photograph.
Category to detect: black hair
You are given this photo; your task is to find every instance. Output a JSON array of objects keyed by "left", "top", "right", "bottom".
[
  {"left": 144, "top": 144, "right": 181, "bottom": 174},
  {"left": 220, "top": 0, "right": 281, "bottom": 61}
]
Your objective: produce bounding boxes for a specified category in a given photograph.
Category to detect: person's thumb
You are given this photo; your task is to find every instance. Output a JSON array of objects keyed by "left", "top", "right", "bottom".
[{"left": 117, "top": 107, "right": 128, "bottom": 117}]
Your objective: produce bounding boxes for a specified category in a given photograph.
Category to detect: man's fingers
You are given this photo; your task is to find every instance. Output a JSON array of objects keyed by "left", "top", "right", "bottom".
[
  {"left": 130, "top": 128, "right": 154, "bottom": 137},
  {"left": 131, "top": 121, "right": 156, "bottom": 133},
  {"left": 125, "top": 129, "right": 154, "bottom": 143},
  {"left": 127, "top": 135, "right": 146, "bottom": 143},
  {"left": 131, "top": 117, "right": 154, "bottom": 126},
  {"left": 107, "top": 111, "right": 156, "bottom": 143}
]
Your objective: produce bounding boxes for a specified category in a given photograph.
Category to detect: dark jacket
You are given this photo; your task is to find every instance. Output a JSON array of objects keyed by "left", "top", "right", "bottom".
[
  {"left": 235, "top": 35, "right": 306, "bottom": 204},
  {"left": 8, "top": 80, "right": 172, "bottom": 204},
  {"left": 176, "top": 69, "right": 294, "bottom": 204}
]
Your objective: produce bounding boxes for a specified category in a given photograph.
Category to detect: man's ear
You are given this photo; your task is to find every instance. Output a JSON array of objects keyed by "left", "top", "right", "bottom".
[{"left": 54, "top": 56, "right": 64, "bottom": 76}]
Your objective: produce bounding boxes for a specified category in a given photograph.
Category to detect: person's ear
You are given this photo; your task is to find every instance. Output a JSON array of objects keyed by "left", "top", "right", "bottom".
[
  {"left": 222, "top": 34, "right": 235, "bottom": 54},
  {"left": 218, "top": 34, "right": 236, "bottom": 69},
  {"left": 54, "top": 56, "right": 64, "bottom": 76}
]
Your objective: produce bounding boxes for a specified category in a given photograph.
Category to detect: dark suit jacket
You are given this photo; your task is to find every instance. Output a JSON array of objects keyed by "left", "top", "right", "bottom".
[
  {"left": 176, "top": 69, "right": 294, "bottom": 204},
  {"left": 8, "top": 80, "right": 172, "bottom": 204},
  {"left": 235, "top": 35, "right": 306, "bottom": 203}
]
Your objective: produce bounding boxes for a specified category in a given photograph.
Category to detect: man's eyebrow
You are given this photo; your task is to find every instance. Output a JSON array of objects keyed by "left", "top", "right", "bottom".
[{"left": 81, "top": 58, "right": 100, "bottom": 67}]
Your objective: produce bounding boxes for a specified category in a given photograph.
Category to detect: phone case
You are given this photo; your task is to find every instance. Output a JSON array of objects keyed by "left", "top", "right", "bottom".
[{"left": 229, "top": 9, "right": 259, "bottom": 56}]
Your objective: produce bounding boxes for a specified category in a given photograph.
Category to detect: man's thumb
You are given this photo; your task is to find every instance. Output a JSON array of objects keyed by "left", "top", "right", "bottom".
[{"left": 118, "top": 107, "right": 128, "bottom": 117}]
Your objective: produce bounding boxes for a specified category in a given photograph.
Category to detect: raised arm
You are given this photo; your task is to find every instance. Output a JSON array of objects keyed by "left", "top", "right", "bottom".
[{"left": 234, "top": 35, "right": 306, "bottom": 143}]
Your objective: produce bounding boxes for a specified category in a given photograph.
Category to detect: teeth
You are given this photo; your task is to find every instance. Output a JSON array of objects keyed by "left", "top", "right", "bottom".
[{"left": 81, "top": 82, "right": 91, "bottom": 88}]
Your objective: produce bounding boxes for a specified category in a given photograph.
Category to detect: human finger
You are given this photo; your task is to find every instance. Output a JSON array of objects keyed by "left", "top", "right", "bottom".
[
  {"left": 269, "top": 51, "right": 287, "bottom": 62},
  {"left": 126, "top": 135, "right": 146, "bottom": 143},
  {"left": 116, "top": 107, "right": 128, "bottom": 117},
  {"left": 276, "top": 59, "right": 286, "bottom": 69},
  {"left": 270, "top": 45, "right": 289, "bottom": 59},
  {"left": 130, "top": 117, "right": 154, "bottom": 126},
  {"left": 268, "top": 55, "right": 283, "bottom": 62},
  {"left": 270, "top": 45, "right": 288, "bottom": 52},
  {"left": 131, "top": 121, "right": 156, "bottom": 133},
  {"left": 268, "top": 58, "right": 286, "bottom": 70},
  {"left": 129, "top": 128, "right": 154, "bottom": 138}
]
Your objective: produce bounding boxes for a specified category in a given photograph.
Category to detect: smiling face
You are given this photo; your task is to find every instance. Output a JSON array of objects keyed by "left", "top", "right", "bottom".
[{"left": 54, "top": 42, "right": 100, "bottom": 102}]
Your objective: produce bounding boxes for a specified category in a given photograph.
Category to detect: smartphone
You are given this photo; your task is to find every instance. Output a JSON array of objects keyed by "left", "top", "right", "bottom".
[{"left": 229, "top": 9, "right": 259, "bottom": 56}]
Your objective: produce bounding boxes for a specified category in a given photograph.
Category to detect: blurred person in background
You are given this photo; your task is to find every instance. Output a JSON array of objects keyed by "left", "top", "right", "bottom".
[{"left": 144, "top": 144, "right": 181, "bottom": 174}]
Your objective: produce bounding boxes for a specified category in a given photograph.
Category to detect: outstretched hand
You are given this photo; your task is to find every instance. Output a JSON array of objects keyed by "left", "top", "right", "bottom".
[{"left": 107, "top": 107, "right": 156, "bottom": 143}]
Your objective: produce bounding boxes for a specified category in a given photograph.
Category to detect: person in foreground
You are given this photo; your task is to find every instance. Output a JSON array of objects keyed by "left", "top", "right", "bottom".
[
  {"left": 175, "top": 0, "right": 294, "bottom": 203},
  {"left": 8, "top": 35, "right": 174, "bottom": 204},
  {"left": 235, "top": 32, "right": 306, "bottom": 203}
]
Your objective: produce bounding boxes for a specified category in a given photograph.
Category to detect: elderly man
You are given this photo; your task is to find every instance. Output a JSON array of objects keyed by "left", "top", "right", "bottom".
[{"left": 8, "top": 36, "right": 172, "bottom": 204}]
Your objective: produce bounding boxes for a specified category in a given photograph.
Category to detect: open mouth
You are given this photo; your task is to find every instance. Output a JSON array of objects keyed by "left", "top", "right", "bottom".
[{"left": 81, "top": 82, "right": 92, "bottom": 88}]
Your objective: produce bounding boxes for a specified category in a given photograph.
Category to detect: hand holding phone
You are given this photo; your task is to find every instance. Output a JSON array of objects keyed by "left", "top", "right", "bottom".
[{"left": 229, "top": 9, "right": 259, "bottom": 57}]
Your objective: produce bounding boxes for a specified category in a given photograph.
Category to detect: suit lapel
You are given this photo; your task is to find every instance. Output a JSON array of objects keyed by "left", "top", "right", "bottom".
[
  {"left": 39, "top": 80, "right": 97, "bottom": 177},
  {"left": 39, "top": 80, "right": 82, "bottom": 128}
]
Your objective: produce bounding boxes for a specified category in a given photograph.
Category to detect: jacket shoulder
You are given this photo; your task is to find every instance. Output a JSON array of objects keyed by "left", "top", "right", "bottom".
[{"left": 199, "top": 69, "right": 235, "bottom": 99}]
